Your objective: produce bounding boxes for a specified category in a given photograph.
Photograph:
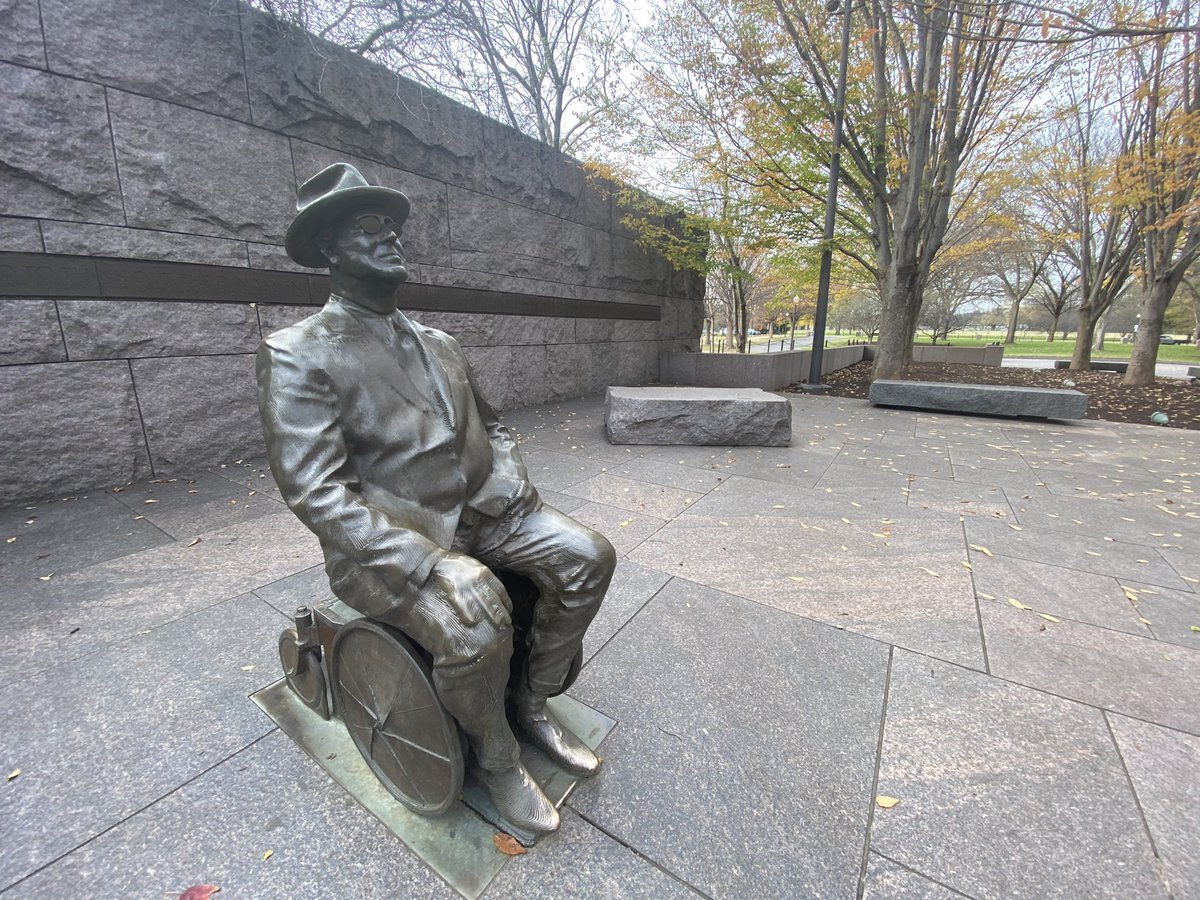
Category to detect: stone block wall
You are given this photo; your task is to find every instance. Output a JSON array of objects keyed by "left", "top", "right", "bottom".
[{"left": 0, "top": 0, "right": 703, "bottom": 505}]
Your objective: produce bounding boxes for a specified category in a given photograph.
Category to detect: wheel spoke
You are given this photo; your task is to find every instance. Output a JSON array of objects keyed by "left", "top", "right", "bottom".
[{"left": 377, "top": 725, "right": 452, "bottom": 763}]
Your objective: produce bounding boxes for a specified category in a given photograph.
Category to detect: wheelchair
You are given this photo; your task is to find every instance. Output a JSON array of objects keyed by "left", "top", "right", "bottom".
[{"left": 277, "top": 570, "right": 583, "bottom": 815}]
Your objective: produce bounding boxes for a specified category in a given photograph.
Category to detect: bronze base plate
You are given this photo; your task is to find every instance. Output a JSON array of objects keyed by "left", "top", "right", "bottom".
[{"left": 251, "top": 679, "right": 615, "bottom": 898}]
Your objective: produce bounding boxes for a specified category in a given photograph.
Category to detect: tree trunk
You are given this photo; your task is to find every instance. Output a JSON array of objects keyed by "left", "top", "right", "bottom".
[
  {"left": 1047, "top": 313, "right": 1059, "bottom": 341},
  {"left": 1070, "top": 317, "right": 1098, "bottom": 369},
  {"left": 1124, "top": 279, "right": 1174, "bottom": 385},
  {"left": 1004, "top": 294, "right": 1020, "bottom": 344},
  {"left": 873, "top": 284, "right": 917, "bottom": 380}
]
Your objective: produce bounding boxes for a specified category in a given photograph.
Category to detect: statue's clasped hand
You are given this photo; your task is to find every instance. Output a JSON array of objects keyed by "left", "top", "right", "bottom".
[{"left": 425, "top": 554, "right": 512, "bottom": 628}]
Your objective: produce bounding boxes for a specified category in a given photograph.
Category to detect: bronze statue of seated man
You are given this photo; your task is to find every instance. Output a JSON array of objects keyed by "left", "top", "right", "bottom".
[{"left": 257, "top": 163, "right": 616, "bottom": 837}]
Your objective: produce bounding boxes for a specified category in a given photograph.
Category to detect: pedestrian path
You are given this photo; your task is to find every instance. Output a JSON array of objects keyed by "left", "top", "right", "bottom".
[{"left": 1, "top": 395, "right": 1196, "bottom": 898}]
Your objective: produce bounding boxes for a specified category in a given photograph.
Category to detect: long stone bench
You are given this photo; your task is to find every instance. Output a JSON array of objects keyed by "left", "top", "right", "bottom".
[
  {"left": 1053, "top": 359, "right": 1128, "bottom": 373},
  {"left": 605, "top": 386, "right": 792, "bottom": 446},
  {"left": 869, "top": 380, "right": 1088, "bottom": 419}
]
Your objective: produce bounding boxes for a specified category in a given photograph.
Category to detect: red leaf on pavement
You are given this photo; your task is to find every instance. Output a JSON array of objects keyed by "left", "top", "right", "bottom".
[
  {"left": 179, "top": 886, "right": 221, "bottom": 900},
  {"left": 493, "top": 833, "right": 528, "bottom": 856}
]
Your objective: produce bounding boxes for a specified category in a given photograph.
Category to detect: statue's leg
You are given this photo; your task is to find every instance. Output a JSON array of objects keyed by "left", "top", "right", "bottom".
[
  {"left": 390, "top": 600, "right": 558, "bottom": 834},
  {"left": 473, "top": 505, "right": 616, "bottom": 776}
]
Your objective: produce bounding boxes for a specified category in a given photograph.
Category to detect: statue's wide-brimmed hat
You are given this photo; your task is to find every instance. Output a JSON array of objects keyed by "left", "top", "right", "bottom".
[{"left": 285, "top": 163, "right": 411, "bottom": 268}]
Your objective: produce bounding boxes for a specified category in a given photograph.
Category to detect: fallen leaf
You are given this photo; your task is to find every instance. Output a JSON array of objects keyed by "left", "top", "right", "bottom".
[
  {"left": 961, "top": 561, "right": 972, "bottom": 570},
  {"left": 493, "top": 834, "right": 527, "bottom": 856},
  {"left": 5, "top": 537, "right": 15, "bottom": 544},
  {"left": 6, "top": 769, "right": 19, "bottom": 781},
  {"left": 875, "top": 795, "right": 900, "bottom": 809},
  {"left": 788, "top": 576, "right": 805, "bottom": 582},
  {"left": 241, "top": 665, "right": 256, "bottom": 671},
  {"left": 841, "top": 517, "right": 852, "bottom": 525},
  {"left": 969, "top": 544, "right": 993, "bottom": 557},
  {"left": 1085, "top": 551, "right": 1102, "bottom": 557},
  {"left": 187, "top": 537, "right": 202, "bottom": 548},
  {"left": 772, "top": 504, "right": 786, "bottom": 509},
  {"left": 38, "top": 575, "right": 52, "bottom": 581},
  {"left": 1140, "top": 618, "right": 1153, "bottom": 626},
  {"left": 1008, "top": 524, "right": 1023, "bottom": 531},
  {"left": 618, "top": 519, "right": 633, "bottom": 527},
  {"left": 1008, "top": 598, "right": 1032, "bottom": 610},
  {"left": 1037, "top": 613, "right": 1061, "bottom": 623},
  {"left": 978, "top": 592, "right": 996, "bottom": 600},
  {"left": 261, "top": 850, "right": 273, "bottom": 862},
  {"left": 775, "top": 463, "right": 792, "bottom": 468},
  {"left": 179, "top": 887, "right": 221, "bottom": 900},
  {"left": 143, "top": 499, "right": 159, "bottom": 504},
  {"left": 920, "top": 567, "right": 940, "bottom": 577}
]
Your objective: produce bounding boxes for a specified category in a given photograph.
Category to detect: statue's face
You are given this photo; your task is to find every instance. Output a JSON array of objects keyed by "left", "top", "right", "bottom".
[{"left": 325, "top": 208, "right": 409, "bottom": 284}]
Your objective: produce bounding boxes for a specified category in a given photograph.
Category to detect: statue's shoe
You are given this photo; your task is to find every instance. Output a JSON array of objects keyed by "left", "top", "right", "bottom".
[
  {"left": 472, "top": 762, "right": 560, "bottom": 836},
  {"left": 514, "top": 704, "right": 602, "bottom": 778}
]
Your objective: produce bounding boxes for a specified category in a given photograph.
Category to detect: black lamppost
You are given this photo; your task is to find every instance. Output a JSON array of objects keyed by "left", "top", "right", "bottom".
[{"left": 803, "top": 0, "right": 853, "bottom": 391}]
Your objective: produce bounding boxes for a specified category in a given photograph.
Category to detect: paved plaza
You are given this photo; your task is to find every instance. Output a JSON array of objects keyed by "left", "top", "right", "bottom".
[{"left": 1, "top": 393, "right": 1197, "bottom": 898}]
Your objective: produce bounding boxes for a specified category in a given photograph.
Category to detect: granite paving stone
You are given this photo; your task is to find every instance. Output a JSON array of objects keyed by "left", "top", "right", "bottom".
[
  {"left": 904, "top": 476, "right": 1015, "bottom": 518},
  {"left": 1007, "top": 489, "right": 1200, "bottom": 549},
  {"left": 1110, "top": 580, "right": 1200, "bottom": 649},
  {"left": 979, "top": 601, "right": 1200, "bottom": 734},
  {"left": 607, "top": 456, "right": 730, "bottom": 493},
  {"left": 1159, "top": 544, "right": 1200, "bottom": 589},
  {"left": 631, "top": 510, "right": 985, "bottom": 669},
  {"left": 871, "top": 650, "right": 1166, "bottom": 899},
  {"left": 566, "top": 501, "right": 668, "bottom": 558},
  {"left": 581, "top": 560, "right": 671, "bottom": 664},
  {"left": 966, "top": 516, "right": 1189, "bottom": 591},
  {"left": 813, "top": 461, "right": 920, "bottom": 506},
  {"left": 482, "top": 808, "right": 700, "bottom": 898},
  {"left": 0, "top": 493, "right": 172, "bottom": 581},
  {"left": 138, "top": 490, "right": 287, "bottom": 541},
  {"left": 568, "top": 578, "right": 890, "bottom": 898},
  {"left": 0, "top": 593, "right": 284, "bottom": 891},
  {"left": 0, "top": 512, "right": 321, "bottom": 682},
  {"left": 970, "top": 554, "right": 1149, "bottom": 634},
  {"left": 862, "top": 854, "right": 970, "bottom": 899},
  {"left": 252, "top": 564, "right": 335, "bottom": 619},
  {"left": 834, "top": 442, "right": 954, "bottom": 478},
  {"left": 108, "top": 470, "right": 249, "bottom": 511},
  {"left": 1108, "top": 714, "right": 1200, "bottom": 900},
  {"left": 562, "top": 473, "right": 702, "bottom": 520},
  {"left": 537, "top": 489, "right": 586, "bottom": 514},
  {"left": 520, "top": 449, "right": 614, "bottom": 493},
  {"left": 4, "top": 731, "right": 458, "bottom": 900}
]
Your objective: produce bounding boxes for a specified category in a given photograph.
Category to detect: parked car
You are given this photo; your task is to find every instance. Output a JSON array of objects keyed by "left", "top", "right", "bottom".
[{"left": 1160, "top": 335, "right": 1183, "bottom": 344}]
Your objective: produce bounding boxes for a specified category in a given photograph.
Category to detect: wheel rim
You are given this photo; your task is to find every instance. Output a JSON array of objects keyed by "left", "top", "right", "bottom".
[{"left": 330, "top": 620, "right": 463, "bottom": 815}]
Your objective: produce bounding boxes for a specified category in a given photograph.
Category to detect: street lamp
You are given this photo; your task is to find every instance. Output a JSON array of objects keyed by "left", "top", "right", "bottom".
[{"left": 802, "top": 0, "right": 853, "bottom": 392}]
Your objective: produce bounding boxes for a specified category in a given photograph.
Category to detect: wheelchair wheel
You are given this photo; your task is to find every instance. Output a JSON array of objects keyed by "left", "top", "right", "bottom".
[{"left": 330, "top": 619, "right": 464, "bottom": 815}]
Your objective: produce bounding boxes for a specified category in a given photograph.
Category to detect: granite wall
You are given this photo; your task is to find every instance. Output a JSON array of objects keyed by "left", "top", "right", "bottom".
[{"left": 0, "top": 0, "right": 703, "bottom": 505}]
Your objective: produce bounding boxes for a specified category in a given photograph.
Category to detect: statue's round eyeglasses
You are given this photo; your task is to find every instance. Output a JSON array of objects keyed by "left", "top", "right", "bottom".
[{"left": 357, "top": 215, "right": 398, "bottom": 235}]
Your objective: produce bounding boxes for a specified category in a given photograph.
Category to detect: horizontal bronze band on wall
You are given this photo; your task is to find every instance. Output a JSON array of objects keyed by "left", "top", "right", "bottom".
[{"left": 0, "top": 253, "right": 662, "bottom": 321}]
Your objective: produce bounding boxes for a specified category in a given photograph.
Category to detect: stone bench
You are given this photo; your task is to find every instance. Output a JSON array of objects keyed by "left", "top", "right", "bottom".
[
  {"left": 1188, "top": 366, "right": 1199, "bottom": 378},
  {"left": 605, "top": 386, "right": 792, "bottom": 446},
  {"left": 868, "top": 380, "right": 1088, "bottom": 420},
  {"left": 1053, "top": 359, "right": 1128, "bottom": 373}
]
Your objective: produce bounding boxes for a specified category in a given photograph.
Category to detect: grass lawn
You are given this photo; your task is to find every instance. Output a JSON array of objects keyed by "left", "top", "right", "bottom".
[{"left": 822, "top": 332, "right": 1200, "bottom": 363}]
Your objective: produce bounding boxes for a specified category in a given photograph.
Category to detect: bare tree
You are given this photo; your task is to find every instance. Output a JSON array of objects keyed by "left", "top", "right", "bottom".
[
  {"left": 252, "top": 0, "right": 627, "bottom": 153},
  {"left": 1120, "top": 0, "right": 1200, "bottom": 384}
]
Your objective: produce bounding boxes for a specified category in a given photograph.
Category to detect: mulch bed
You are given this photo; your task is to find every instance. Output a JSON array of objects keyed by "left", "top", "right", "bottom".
[{"left": 803, "top": 361, "right": 1200, "bottom": 431}]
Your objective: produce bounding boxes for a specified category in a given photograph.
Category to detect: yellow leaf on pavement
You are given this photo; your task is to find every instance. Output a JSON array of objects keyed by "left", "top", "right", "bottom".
[
  {"left": 961, "top": 561, "right": 972, "bottom": 570},
  {"left": 1008, "top": 598, "right": 1031, "bottom": 610},
  {"left": 920, "top": 567, "right": 940, "bottom": 577},
  {"left": 261, "top": 850, "right": 273, "bottom": 862},
  {"left": 969, "top": 544, "right": 993, "bottom": 557},
  {"left": 1037, "top": 613, "right": 1061, "bottom": 623},
  {"left": 875, "top": 795, "right": 900, "bottom": 809}
]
